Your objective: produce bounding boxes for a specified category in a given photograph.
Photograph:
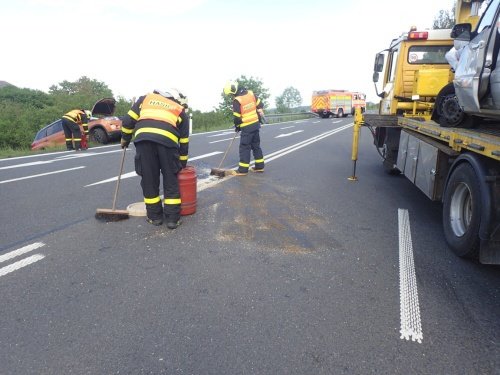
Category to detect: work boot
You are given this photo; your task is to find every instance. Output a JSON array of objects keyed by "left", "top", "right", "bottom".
[
  {"left": 165, "top": 214, "right": 181, "bottom": 229},
  {"left": 250, "top": 167, "right": 264, "bottom": 173},
  {"left": 146, "top": 217, "right": 163, "bottom": 226},
  {"left": 231, "top": 170, "right": 248, "bottom": 176},
  {"left": 166, "top": 219, "right": 181, "bottom": 229}
]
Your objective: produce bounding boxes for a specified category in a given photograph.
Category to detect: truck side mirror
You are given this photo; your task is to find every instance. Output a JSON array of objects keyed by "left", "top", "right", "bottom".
[
  {"left": 373, "top": 72, "right": 379, "bottom": 83},
  {"left": 374, "top": 53, "right": 384, "bottom": 73},
  {"left": 451, "top": 23, "right": 472, "bottom": 40}
]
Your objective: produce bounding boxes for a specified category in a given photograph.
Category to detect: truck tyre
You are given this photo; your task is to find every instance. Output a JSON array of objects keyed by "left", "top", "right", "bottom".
[
  {"left": 442, "top": 163, "right": 480, "bottom": 259},
  {"left": 337, "top": 108, "right": 343, "bottom": 118},
  {"left": 90, "top": 127, "right": 109, "bottom": 144}
]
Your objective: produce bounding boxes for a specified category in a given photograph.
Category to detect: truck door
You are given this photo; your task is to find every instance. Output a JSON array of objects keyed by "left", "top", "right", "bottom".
[{"left": 454, "top": 0, "right": 500, "bottom": 112}]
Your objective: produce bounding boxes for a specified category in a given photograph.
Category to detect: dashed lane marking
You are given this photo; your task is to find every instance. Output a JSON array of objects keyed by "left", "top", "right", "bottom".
[
  {"left": 0, "top": 242, "right": 45, "bottom": 264},
  {"left": 0, "top": 166, "right": 85, "bottom": 185},
  {"left": 0, "top": 254, "right": 45, "bottom": 278},
  {"left": 0, "top": 242, "right": 46, "bottom": 279}
]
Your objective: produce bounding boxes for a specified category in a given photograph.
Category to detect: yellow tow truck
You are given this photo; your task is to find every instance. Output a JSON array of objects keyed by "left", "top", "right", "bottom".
[{"left": 355, "top": 0, "right": 500, "bottom": 264}]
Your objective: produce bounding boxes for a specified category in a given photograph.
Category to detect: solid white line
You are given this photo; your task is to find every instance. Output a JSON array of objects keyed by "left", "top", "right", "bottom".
[
  {"left": 0, "top": 254, "right": 45, "bottom": 278},
  {"left": 0, "top": 242, "right": 45, "bottom": 264},
  {"left": 398, "top": 208, "right": 423, "bottom": 344},
  {"left": 0, "top": 166, "right": 85, "bottom": 184},
  {"left": 209, "top": 136, "right": 240, "bottom": 144},
  {"left": 85, "top": 151, "right": 223, "bottom": 187},
  {"left": 0, "top": 144, "right": 120, "bottom": 162}
]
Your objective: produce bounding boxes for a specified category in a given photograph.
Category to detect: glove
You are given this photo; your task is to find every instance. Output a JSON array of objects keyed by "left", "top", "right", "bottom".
[
  {"left": 235, "top": 126, "right": 241, "bottom": 133},
  {"left": 120, "top": 138, "right": 130, "bottom": 149}
]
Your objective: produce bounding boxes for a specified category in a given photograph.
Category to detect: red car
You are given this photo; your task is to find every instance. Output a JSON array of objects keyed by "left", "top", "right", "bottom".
[{"left": 31, "top": 98, "right": 122, "bottom": 151}]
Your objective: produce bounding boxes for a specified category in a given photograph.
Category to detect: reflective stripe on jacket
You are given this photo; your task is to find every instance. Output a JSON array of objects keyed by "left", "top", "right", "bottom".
[{"left": 63, "top": 109, "right": 84, "bottom": 124}]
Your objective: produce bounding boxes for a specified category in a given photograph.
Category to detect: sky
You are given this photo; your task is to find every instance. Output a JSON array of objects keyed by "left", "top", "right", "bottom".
[{"left": 0, "top": 0, "right": 455, "bottom": 112}]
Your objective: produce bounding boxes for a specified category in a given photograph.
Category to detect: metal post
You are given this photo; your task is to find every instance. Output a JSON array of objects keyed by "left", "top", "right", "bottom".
[{"left": 189, "top": 112, "right": 193, "bottom": 135}]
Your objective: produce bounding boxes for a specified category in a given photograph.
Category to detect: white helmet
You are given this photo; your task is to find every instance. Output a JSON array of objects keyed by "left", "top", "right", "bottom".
[
  {"left": 84, "top": 110, "right": 92, "bottom": 119},
  {"left": 154, "top": 88, "right": 181, "bottom": 102}
]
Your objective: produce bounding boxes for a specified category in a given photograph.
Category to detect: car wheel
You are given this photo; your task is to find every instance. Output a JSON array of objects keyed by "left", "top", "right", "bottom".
[{"left": 90, "top": 127, "right": 109, "bottom": 144}]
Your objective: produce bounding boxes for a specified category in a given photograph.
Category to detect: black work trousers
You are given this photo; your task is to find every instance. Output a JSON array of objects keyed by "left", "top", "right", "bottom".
[
  {"left": 238, "top": 127, "right": 264, "bottom": 173},
  {"left": 135, "top": 141, "right": 182, "bottom": 222},
  {"left": 61, "top": 118, "right": 82, "bottom": 150}
]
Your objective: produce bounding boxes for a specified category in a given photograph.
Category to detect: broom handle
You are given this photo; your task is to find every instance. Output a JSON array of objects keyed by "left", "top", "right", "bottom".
[
  {"left": 112, "top": 147, "right": 127, "bottom": 211},
  {"left": 217, "top": 132, "right": 237, "bottom": 169}
]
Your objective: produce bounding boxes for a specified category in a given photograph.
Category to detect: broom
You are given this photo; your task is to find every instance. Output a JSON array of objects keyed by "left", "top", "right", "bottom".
[
  {"left": 95, "top": 146, "right": 129, "bottom": 221},
  {"left": 210, "top": 132, "right": 237, "bottom": 178}
]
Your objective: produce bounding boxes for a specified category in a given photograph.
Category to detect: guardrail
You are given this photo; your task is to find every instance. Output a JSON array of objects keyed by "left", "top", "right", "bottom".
[{"left": 264, "top": 112, "right": 318, "bottom": 124}]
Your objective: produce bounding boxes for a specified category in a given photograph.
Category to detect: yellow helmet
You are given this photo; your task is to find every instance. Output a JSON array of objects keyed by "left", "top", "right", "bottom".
[{"left": 223, "top": 81, "right": 238, "bottom": 96}]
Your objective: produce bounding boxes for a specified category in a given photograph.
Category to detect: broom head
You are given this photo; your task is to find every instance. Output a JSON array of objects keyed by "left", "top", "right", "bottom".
[
  {"left": 95, "top": 208, "right": 130, "bottom": 222},
  {"left": 210, "top": 168, "right": 227, "bottom": 178}
]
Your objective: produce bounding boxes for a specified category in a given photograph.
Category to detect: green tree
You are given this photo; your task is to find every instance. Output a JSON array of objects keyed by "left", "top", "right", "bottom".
[
  {"left": 432, "top": 2, "right": 455, "bottom": 29},
  {"left": 49, "top": 76, "right": 114, "bottom": 112},
  {"left": 275, "top": 86, "right": 302, "bottom": 113},
  {"left": 218, "top": 75, "right": 270, "bottom": 119}
]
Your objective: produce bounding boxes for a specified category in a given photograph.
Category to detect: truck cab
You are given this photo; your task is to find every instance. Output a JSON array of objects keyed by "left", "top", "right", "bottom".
[{"left": 373, "top": 28, "right": 453, "bottom": 119}]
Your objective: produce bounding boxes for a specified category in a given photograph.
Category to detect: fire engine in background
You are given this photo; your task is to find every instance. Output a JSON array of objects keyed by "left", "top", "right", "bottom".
[
  {"left": 355, "top": 0, "right": 500, "bottom": 264},
  {"left": 312, "top": 90, "right": 366, "bottom": 118}
]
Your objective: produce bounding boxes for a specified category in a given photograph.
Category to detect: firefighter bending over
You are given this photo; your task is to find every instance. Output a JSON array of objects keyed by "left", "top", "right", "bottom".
[
  {"left": 61, "top": 109, "right": 91, "bottom": 151},
  {"left": 224, "top": 80, "right": 265, "bottom": 175},
  {"left": 120, "top": 88, "right": 189, "bottom": 229}
]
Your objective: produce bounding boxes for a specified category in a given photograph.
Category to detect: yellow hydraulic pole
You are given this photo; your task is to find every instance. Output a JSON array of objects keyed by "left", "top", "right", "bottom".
[{"left": 348, "top": 107, "right": 364, "bottom": 181}]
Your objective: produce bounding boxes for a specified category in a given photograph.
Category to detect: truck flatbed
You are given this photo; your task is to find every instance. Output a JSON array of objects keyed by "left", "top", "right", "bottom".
[{"left": 398, "top": 117, "right": 500, "bottom": 162}]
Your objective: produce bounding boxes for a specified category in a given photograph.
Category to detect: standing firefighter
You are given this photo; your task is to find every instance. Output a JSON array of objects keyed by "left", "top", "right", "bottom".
[
  {"left": 61, "top": 109, "right": 91, "bottom": 151},
  {"left": 224, "top": 81, "right": 265, "bottom": 175},
  {"left": 120, "top": 89, "right": 189, "bottom": 229}
]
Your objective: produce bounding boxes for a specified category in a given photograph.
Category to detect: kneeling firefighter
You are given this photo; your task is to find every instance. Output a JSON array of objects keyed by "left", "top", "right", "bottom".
[
  {"left": 61, "top": 109, "right": 92, "bottom": 151},
  {"left": 120, "top": 88, "right": 189, "bottom": 228}
]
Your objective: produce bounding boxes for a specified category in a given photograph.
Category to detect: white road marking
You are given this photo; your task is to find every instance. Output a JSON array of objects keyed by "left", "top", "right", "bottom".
[
  {"left": 0, "top": 254, "right": 45, "bottom": 278},
  {"left": 0, "top": 242, "right": 45, "bottom": 264},
  {"left": 208, "top": 131, "right": 234, "bottom": 137},
  {"left": 0, "top": 160, "right": 57, "bottom": 170},
  {"left": 275, "top": 130, "right": 304, "bottom": 138},
  {"left": 0, "top": 166, "right": 85, "bottom": 185},
  {"left": 294, "top": 120, "right": 307, "bottom": 123},
  {"left": 266, "top": 124, "right": 352, "bottom": 162},
  {"left": 312, "top": 121, "right": 321, "bottom": 123},
  {"left": 209, "top": 136, "right": 240, "bottom": 144},
  {"left": 85, "top": 151, "right": 223, "bottom": 187},
  {"left": 280, "top": 126, "right": 295, "bottom": 130},
  {"left": 332, "top": 120, "right": 342, "bottom": 123},
  {"left": 398, "top": 208, "right": 423, "bottom": 344},
  {"left": 54, "top": 149, "right": 122, "bottom": 160}
]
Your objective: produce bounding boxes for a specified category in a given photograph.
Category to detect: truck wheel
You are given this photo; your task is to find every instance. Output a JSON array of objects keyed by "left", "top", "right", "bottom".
[
  {"left": 443, "top": 163, "right": 480, "bottom": 259},
  {"left": 90, "top": 127, "right": 109, "bottom": 144},
  {"left": 337, "top": 109, "right": 343, "bottom": 118}
]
